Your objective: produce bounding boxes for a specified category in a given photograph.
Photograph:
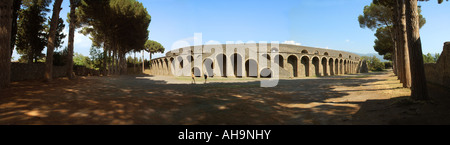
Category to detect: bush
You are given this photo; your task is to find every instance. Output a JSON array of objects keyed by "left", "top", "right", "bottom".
[
  {"left": 384, "top": 61, "right": 393, "bottom": 69},
  {"left": 361, "top": 55, "right": 385, "bottom": 71}
]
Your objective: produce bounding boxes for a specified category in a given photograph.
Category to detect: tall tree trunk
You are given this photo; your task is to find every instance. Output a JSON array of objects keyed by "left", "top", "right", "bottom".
[
  {"left": 395, "top": 0, "right": 405, "bottom": 86},
  {"left": 28, "top": 49, "right": 33, "bottom": 63},
  {"left": 391, "top": 5, "right": 399, "bottom": 77},
  {"left": 10, "top": 0, "right": 21, "bottom": 57},
  {"left": 142, "top": 50, "right": 144, "bottom": 73},
  {"left": 134, "top": 51, "right": 136, "bottom": 73},
  {"left": 67, "top": 0, "right": 76, "bottom": 79},
  {"left": 45, "top": 0, "right": 63, "bottom": 82},
  {"left": 103, "top": 43, "right": 107, "bottom": 76},
  {"left": 405, "top": 0, "right": 429, "bottom": 100},
  {"left": 0, "top": 0, "right": 13, "bottom": 88},
  {"left": 400, "top": 0, "right": 412, "bottom": 88}
]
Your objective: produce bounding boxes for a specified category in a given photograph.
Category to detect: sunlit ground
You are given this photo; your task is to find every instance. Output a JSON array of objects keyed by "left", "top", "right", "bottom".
[{"left": 0, "top": 70, "right": 449, "bottom": 125}]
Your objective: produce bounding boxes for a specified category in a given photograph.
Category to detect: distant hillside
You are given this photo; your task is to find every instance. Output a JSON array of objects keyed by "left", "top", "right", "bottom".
[{"left": 353, "top": 52, "right": 389, "bottom": 62}]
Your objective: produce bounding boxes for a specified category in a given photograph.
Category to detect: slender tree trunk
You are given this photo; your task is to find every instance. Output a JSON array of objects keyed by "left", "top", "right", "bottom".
[
  {"left": 395, "top": 0, "right": 405, "bottom": 85},
  {"left": 0, "top": 0, "right": 13, "bottom": 88},
  {"left": 45, "top": 0, "right": 63, "bottom": 82},
  {"left": 405, "top": 0, "right": 429, "bottom": 100},
  {"left": 134, "top": 51, "right": 136, "bottom": 73},
  {"left": 10, "top": 0, "right": 21, "bottom": 57},
  {"left": 142, "top": 50, "right": 144, "bottom": 73},
  {"left": 28, "top": 49, "right": 33, "bottom": 63},
  {"left": 108, "top": 48, "right": 111, "bottom": 75},
  {"left": 391, "top": 5, "right": 399, "bottom": 77},
  {"left": 400, "top": 0, "right": 412, "bottom": 88},
  {"left": 102, "top": 37, "right": 108, "bottom": 76},
  {"left": 67, "top": 0, "right": 76, "bottom": 79}
]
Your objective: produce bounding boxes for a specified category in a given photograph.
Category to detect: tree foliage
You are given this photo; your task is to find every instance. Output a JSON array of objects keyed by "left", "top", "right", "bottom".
[
  {"left": 78, "top": 0, "right": 151, "bottom": 75},
  {"left": 358, "top": 2, "right": 425, "bottom": 62},
  {"left": 16, "top": 0, "right": 51, "bottom": 63},
  {"left": 15, "top": 0, "right": 66, "bottom": 63}
]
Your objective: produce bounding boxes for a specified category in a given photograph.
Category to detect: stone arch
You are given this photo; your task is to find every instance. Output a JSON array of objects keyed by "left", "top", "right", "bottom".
[
  {"left": 300, "top": 56, "right": 310, "bottom": 77},
  {"left": 322, "top": 57, "right": 328, "bottom": 76},
  {"left": 203, "top": 58, "right": 214, "bottom": 77},
  {"left": 301, "top": 50, "right": 308, "bottom": 54},
  {"left": 339, "top": 54, "right": 343, "bottom": 58},
  {"left": 245, "top": 59, "right": 258, "bottom": 77},
  {"left": 324, "top": 52, "right": 329, "bottom": 56},
  {"left": 329, "top": 58, "right": 334, "bottom": 75},
  {"left": 314, "top": 50, "right": 320, "bottom": 55},
  {"left": 271, "top": 47, "right": 279, "bottom": 53},
  {"left": 335, "top": 59, "right": 339, "bottom": 75},
  {"left": 231, "top": 53, "right": 243, "bottom": 77},
  {"left": 274, "top": 54, "right": 284, "bottom": 68},
  {"left": 170, "top": 57, "right": 174, "bottom": 74},
  {"left": 312, "top": 56, "right": 320, "bottom": 76},
  {"left": 216, "top": 54, "right": 227, "bottom": 77},
  {"left": 260, "top": 68, "right": 272, "bottom": 78},
  {"left": 339, "top": 59, "right": 344, "bottom": 74},
  {"left": 344, "top": 60, "right": 347, "bottom": 74},
  {"left": 177, "top": 56, "right": 183, "bottom": 69},
  {"left": 287, "top": 55, "right": 298, "bottom": 77}
]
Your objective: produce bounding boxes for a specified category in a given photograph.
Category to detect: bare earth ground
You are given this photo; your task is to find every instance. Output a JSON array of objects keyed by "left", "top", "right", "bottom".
[{"left": 0, "top": 70, "right": 449, "bottom": 125}]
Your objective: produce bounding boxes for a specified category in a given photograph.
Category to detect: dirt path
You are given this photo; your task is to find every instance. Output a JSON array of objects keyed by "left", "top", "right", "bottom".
[{"left": 0, "top": 71, "right": 448, "bottom": 125}]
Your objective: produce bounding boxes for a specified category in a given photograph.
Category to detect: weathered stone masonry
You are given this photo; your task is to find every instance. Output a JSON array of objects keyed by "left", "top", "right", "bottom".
[{"left": 149, "top": 44, "right": 365, "bottom": 78}]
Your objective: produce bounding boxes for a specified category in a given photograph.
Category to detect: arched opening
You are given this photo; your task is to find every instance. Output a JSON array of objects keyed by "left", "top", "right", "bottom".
[
  {"left": 271, "top": 47, "right": 279, "bottom": 53},
  {"left": 245, "top": 59, "right": 258, "bottom": 78},
  {"left": 216, "top": 54, "right": 227, "bottom": 77},
  {"left": 231, "top": 53, "right": 243, "bottom": 77},
  {"left": 301, "top": 50, "right": 308, "bottom": 54},
  {"left": 287, "top": 55, "right": 298, "bottom": 77},
  {"left": 344, "top": 60, "right": 347, "bottom": 74},
  {"left": 260, "top": 68, "right": 272, "bottom": 78},
  {"left": 324, "top": 52, "right": 329, "bottom": 56},
  {"left": 339, "top": 59, "right": 343, "bottom": 74},
  {"left": 329, "top": 58, "right": 334, "bottom": 75},
  {"left": 300, "top": 56, "right": 309, "bottom": 77},
  {"left": 314, "top": 50, "right": 319, "bottom": 55},
  {"left": 322, "top": 57, "right": 327, "bottom": 76},
  {"left": 170, "top": 57, "right": 174, "bottom": 73},
  {"left": 203, "top": 58, "right": 214, "bottom": 77},
  {"left": 335, "top": 59, "right": 339, "bottom": 75},
  {"left": 177, "top": 56, "right": 183, "bottom": 69},
  {"left": 274, "top": 55, "right": 284, "bottom": 68},
  {"left": 339, "top": 54, "right": 343, "bottom": 58},
  {"left": 312, "top": 57, "right": 320, "bottom": 76},
  {"left": 192, "top": 67, "right": 201, "bottom": 77}
]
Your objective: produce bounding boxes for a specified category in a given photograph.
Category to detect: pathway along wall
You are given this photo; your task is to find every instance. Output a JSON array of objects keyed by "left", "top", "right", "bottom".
[{"left": 149, "top": 44, "right": 365, "bottom": 78}]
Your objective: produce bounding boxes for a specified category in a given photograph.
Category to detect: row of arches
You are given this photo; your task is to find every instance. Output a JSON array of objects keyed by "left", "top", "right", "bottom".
[{"left": 150, "top": 53, "right": 361, "bottom": 78}]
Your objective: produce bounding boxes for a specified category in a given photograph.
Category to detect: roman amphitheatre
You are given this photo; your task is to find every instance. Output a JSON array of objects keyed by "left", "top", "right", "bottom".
[{"left": 149, "top": 44, "right": 364, "bottom": 78}]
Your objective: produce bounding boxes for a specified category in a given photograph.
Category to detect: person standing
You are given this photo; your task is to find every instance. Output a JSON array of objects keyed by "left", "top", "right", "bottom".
[{"left": 191, "top": 73, "right": 196, "bottom": 84}]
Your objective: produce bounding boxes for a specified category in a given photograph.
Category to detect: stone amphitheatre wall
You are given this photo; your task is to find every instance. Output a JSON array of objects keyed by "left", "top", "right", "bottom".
[
  {"left": 424, "top": 42, "right": 450, "bottom": 88},
  {"left": 149, "top": 44, "right": 365, "bottom": 78}
]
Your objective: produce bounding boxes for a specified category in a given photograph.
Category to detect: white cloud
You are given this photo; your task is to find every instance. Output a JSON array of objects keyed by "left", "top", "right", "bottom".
[
  {"left": 345, "top": 39, "right": 350, "bottom": 43},
  {"left": 283, "top": 40, "right": 301, "bottom": 46}
]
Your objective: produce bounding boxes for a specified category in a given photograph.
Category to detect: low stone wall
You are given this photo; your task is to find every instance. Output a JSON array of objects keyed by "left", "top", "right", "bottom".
[
  {"left": 11, "top": 62, "right": 67, "bottom": 82},
  {"left": 73, "top": 65, "right": 100, "bottom": 76},
  {"left": 424, "top": 42, "right": 450, "bottom": 88}
]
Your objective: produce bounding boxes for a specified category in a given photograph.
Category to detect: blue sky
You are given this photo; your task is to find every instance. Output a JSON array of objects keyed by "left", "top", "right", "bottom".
[{"left": 12, "top": 0, "right": 450, "bottom": 60}]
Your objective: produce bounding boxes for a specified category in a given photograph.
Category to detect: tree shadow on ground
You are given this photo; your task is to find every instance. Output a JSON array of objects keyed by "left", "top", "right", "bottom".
[
  {"left": 0, "top": 73, "right": 396, "bottom": 125},
  {"left": 352, "top": 82, "right": 450, "bottom": 125}
]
